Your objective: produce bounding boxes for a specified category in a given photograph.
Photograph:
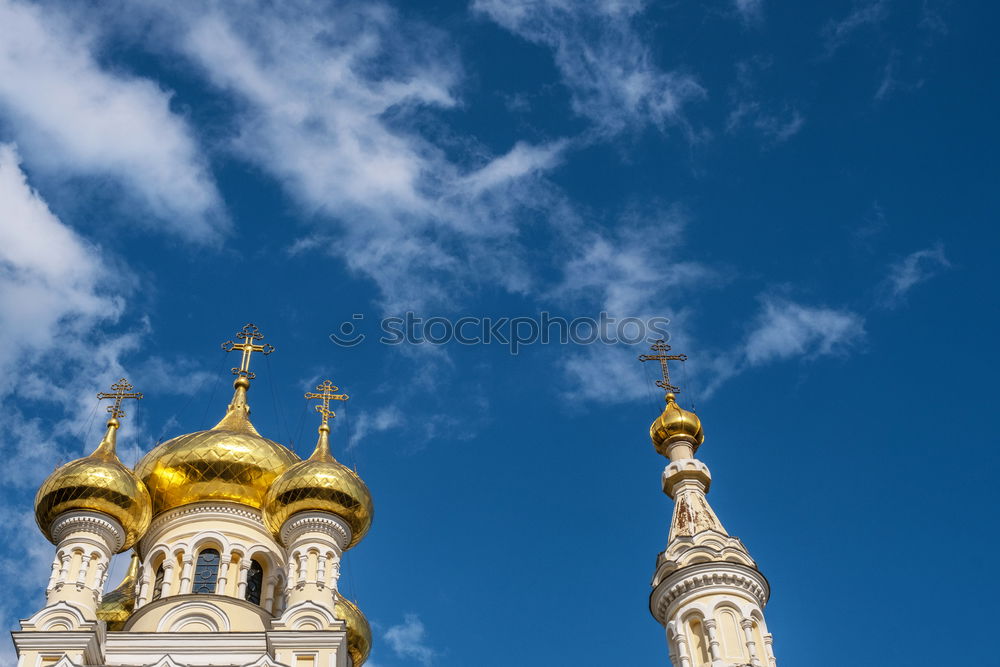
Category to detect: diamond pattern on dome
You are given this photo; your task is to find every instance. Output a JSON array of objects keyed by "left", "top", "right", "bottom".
[
  {"left": 263, "top": 458, "right": 373, "bottom": 548},
  {"left": 135, "top": 429, "right": 299, "bottom": 515},
  {"left": 336, "top": 596, "right": 372, "bottom": 666},
  {"left": 35, "top": 457, "right": 152, "bottom": 551}
]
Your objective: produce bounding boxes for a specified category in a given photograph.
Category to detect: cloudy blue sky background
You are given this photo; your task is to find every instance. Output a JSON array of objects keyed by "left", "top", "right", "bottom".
[{"left": 0, "top": 0, "right": 997, "bottom": 665}]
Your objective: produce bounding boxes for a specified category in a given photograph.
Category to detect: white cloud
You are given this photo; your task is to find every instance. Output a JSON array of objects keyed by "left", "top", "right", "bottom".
[
  {"left": 880, "top": 243, "right": 949, "bottom": 305},
  {"left": 348, "top": 405, "right": 404, "bottom": 450},
  {"left": 460, "top": 140, "right": 568, "bottom": 196},
  {"left": 726, "top": 59, "right": 804, "bottom": 144},
  {"left": 823, "top": 0, "right": 890, "bottom": 56},
  {"left": 384, "top": 613, "right": 435, "bottom": 666},
  {"left": 0, "top": 143, "right": 122, "bottom": 398},
  {"left": 743, "top": 296, "right": 863, "bottom": 366},
  {"left": 110, "top": 1, "right": 567, "bottom": 312},
  {"left": 473, "top": 0, "right": 705, "bottom": 135},
  {"left": 0, "top": 0, "right": 225, "bottom": 242},
  {"left": 734, "top": 0, "right": 764, "bottom": 23},
  {"left": 555, "top": 207, "right": 714, "bottom": 317}
]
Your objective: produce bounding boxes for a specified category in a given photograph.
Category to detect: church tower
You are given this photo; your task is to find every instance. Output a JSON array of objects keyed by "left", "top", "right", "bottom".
[
  {"left": 640, "top": 341, "right": 777, "bottom": 667},
  {"left": 13, "top": 324, "right": 373, "bottom": 667}
]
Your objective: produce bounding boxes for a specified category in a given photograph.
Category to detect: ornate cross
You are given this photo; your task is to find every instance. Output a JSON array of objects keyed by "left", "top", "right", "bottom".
[
  {"left": 96, "top": 378, "right": 143, "bottom": 419},
  {"left": 638, "top": 339, "right": 688, "bottom": 394},
  {"left": 221, "top": 323, "right": 275, "bottom": 379},
  {"left": 304, "top": 379, "right": 349, "bottom": 426}
]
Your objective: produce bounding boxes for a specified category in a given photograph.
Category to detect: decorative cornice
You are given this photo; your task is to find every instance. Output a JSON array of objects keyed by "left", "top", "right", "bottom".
[
  {"left": 280, "top": 511, "right": 352, "bottom": 550},
  {"left": 140, "top": 501, "right": 273, "bottom": 554},
  {"left": 148, "top": 501, "right": 265, "bottom": 532},
  {"left": 650, "top": 561, "right": 769, "bottom": 624},
  {"left": 50, "top": 511, "right": 125, "bottom": 553}
]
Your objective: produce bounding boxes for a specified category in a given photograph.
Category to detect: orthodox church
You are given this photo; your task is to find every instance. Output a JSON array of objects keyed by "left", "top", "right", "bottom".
[{"left": 10, "top": 327, "right": 777, "bottom": 666}]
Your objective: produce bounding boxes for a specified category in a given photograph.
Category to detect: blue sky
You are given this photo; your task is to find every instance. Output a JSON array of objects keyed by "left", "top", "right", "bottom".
[{"left": 0, "top": 0, "right": 997, "bottom": 665}]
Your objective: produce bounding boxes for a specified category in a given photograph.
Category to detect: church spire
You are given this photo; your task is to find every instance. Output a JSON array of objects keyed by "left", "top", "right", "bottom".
[{"left": 639, "top": 342, "right": 777, "bottom": 667}]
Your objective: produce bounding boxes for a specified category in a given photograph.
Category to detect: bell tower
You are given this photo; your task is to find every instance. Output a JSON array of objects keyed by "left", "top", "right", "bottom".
[{"left": 640, "top": 341, "right": 778, "bottom": 667}]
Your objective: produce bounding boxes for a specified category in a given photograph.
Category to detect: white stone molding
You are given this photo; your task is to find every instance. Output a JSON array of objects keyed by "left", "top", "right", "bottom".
[
  {"left": 651, "top": 561, "right": 769, "bottom": 625},
  {"left": 270, "top": 600, "right": 339, "bottom": 632},
  {"left": 50, "top": 511, "right": 126, "bottom": 554},
  {"left": 19, "top": 601, "right": 93, "bottom": 633},
  {"left": 156, "top": 600, "right": 232, "bottom": 633},
  {"left": 145, "top": 501, "right": 265, "bottom": 537},
  {"left": 245, "top": 656, "right": 291, "bottom": 667},
  {"left": 279, "top": 511, "right": 352, "bottom": 550},
  {"left": 148, "top": 657, "right": 184, "bottom": 667}
]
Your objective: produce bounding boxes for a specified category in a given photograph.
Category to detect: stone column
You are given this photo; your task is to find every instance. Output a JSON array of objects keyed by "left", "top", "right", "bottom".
[
  {"left": 137, "top": 565, "right": 152, "bottom": 608},
  {"left": 42, "top": 511, "right": 125, "bottom": 619},
  {"left": 237, "top": 559, "right": 251, "bottom": 599},
  {"left": 296, "top": 552, "right": 308, "bottom": 586},
  {"left": 262, "top": 575, "right": 277, "bottom": 612},
  {"left": 742, "top": 619, "right": 761, "bottom": 666},
  {"left": 45, "top": 555, "right": 61, "bottom": 591},
  {"left": 674, "top": 633, "right": 693, "bottom": 667},
  {"left": 704, "top": 618, "right": 723, "bottom": 665},
  {"left": 161, "top": 560, "right": 176, "bottom": 597},
  {"left": 763, "top": 633, "right": 776, "bottom": 667},
  {"left": 216, "top": 552, "right": 232, "bottom": 595},
  {"left": 316, "top": 553, "right": 327, "bottom": 589},
  {"left": 178, "top": 553, "right": 194, "bottom": 594}
]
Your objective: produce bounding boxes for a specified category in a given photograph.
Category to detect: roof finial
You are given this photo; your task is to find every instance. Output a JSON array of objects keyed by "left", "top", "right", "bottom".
[
  {"left": 304, "top": 379, "right": 349, "bottom": 461},
  {"left": 305, "top": 379, "right": 349, "bottom": 429},
  {"left": 221, "top": 323, "right": 274, "bottom": 380},
  {"left": 214, "top": 323, "right": 273, "bottom": 434},
  {"left": 93, "top": 378, "right": 142, "bottom": 459},
  {"left": 639, "top": 339, "right": 688, "bottom": 397},
  {"left": 97, "top": 378, "right": 143, "bottom": 421}
]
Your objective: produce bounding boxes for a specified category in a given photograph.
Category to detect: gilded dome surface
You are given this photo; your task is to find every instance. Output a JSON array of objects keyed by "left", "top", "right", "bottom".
[
  {"left": 650, "top": 393, "right": 704, "bottom": 456},
  {"left": 263, "top": 424, "right": 373, "bottom": 548},
  {"left": 97, "top": 553, "right": 139, "bottom": 630},
  {"left": 135, "top": 378, "right": 299, "bottom": 515},
  {"left": 35, "top": 419, "right": 152, "bottom": 552},
  {"left": 335, "top": 595, "right": 372, "bottom": 667}
]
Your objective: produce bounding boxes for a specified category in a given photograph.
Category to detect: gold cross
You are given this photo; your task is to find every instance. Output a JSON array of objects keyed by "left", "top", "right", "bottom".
[
  {"left": 96, "top": 378, "right": 143, "bottom": 419},
  {"left": 304, "top": 379, "right": 349, "bottom": 426},
  {"left": 221, "top": 323, "right": 275, "bottom": 379},
  {"left": 638, "top": 339, "right": 688, "bottom": 394}
]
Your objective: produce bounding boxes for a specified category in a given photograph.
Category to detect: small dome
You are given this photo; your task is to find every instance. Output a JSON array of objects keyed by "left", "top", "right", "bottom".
[
  {"left": 135, "top": 377, "right": 299, "bottom": 515},
  {"left": 97, "top": 553, "right": 139, "bottom": 630},
  {"left": 35, "top": 419, "right": 152, "bottom": 552},
  {"left": 263, "top": 424, "right": 373, "bottom": 548},
  {"left": 650, "top": 393, "right": 704, "bottom": 456},
  {"left": 335, "top": 595, "right": 372, "bottom": 667}
]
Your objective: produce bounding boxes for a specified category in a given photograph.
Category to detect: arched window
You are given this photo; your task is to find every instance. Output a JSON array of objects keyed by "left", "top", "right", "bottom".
[
  {"left": 151, "top": 563, "right": 165, "bottom": 601},
  {"left": 192, "top": 549, "right": 220, "bottom": 594},
  {"left": 245, "top": 559, "right": 264, "bottom": 605}
]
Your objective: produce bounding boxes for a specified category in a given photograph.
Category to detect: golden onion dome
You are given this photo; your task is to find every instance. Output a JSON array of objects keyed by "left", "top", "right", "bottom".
[
  {"left": 650, "top": 392, "right": 704, "bottom": 457},
  {"left": 135, "top": 377, "right": 299, "bottom": 515},
  {"left": 335, "top": 595, "right": 372, "bottom": 667},
  {"left": 97, "top": 553, "right": 139, "bottom": 630},
  {"left": 263, "top": 421, "right": 373, "bottom": 549},
  {"left": 35, "top": 418, "right": 152, "bottom": 552}
]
